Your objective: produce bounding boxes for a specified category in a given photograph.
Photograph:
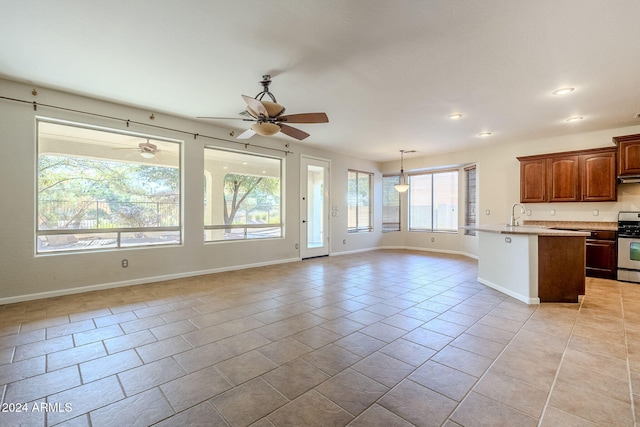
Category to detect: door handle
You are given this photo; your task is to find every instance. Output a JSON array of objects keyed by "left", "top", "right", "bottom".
[{"left": 302, "top": 220, "right": 307, "bottom": 223}]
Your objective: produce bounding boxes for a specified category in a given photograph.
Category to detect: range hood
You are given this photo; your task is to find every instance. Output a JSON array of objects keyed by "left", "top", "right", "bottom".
[{"left": 618, "top": 175, "right": 640, "bottom": 184}]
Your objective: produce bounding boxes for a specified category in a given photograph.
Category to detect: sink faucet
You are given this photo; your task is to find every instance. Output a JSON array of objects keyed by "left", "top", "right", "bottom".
[{"left": 510, "top": 203, "right": 526, "bottom": 226}]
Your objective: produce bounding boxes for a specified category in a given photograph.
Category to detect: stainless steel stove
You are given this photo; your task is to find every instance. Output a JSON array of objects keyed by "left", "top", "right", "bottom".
[{"left": 617, "top": 211, "right": 640, "bottom": 283}]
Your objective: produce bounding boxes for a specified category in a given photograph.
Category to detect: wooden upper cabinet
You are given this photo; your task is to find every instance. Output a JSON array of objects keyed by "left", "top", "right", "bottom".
[
  {"left": 581, "top": 149, "right": 617, "bottom": 201},
  {"left": 547, "top": 155, "right": 579, "bottom": 202},
  {"left": 520, "top": 159, "right": 546, "bottom": 202},
  {"left": 517, "top": 147, "right": 617, "bottom": 203},
  {"left": 614, "top": 134, "right": 640, "bottom": 176}
]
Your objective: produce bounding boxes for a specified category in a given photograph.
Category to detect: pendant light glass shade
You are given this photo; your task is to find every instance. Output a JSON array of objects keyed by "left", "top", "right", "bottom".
[
  {"left": 394, "top": 150, "right": 412, "bottom": 192},
  {"left": 394, "top": 183, "right": 409, "bottom": 193},
  {"left": 394, "top": 175, "right": 409, "bottom": 193}
]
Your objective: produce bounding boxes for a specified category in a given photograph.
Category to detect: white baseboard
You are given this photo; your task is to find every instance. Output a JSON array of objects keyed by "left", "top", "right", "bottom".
[
  {"left": 477, "top": 277, "right": 540, "bottom": 305},
  {"left": 0, "top": 257, "right": 301, "bottom": 305}
]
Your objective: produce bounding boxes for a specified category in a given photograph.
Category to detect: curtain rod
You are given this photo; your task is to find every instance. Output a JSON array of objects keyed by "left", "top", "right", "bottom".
[{"left": 0, "top": 95, "right": 294, "bottom": 156}]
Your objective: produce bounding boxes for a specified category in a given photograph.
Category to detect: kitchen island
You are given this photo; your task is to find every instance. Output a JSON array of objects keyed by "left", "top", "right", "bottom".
[{"left": 462, "top": 224, "right": 590, "bottom": 304}]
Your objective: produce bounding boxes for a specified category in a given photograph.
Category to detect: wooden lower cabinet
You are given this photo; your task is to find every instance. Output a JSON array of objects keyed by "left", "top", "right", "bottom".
[
  {"left": 538, "top": 236, "right": 585, "bottom": 303},
  {"left": 585, "top": 230, "right": 617, "bottom": 279}
]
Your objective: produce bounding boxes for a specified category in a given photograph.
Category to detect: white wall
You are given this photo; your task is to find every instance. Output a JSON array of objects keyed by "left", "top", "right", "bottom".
[{"left": 0, "top": 78, "right": 383, "bottom": 303}]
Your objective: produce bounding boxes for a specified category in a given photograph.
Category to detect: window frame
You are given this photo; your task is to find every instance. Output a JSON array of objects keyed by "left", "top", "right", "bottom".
[
  {"left": 36, "top": 118, "right": 183, "bottom": 254},
  {"left": 464, "top": 165, "right": 477, "bottom": 236},
  {"left": 408, "top": 169, "right": 459, "bottom": 233},
  {"left": 347, "top": 169, "right": 374, "bottom": 233},
  {"left": 203, "top": 147, "right": 284, "bottom": 243}
]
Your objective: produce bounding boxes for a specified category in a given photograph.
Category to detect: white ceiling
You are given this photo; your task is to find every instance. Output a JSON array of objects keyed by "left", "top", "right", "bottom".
[{"left": 2, "top": 0, "right": 640, "bottom": 162}]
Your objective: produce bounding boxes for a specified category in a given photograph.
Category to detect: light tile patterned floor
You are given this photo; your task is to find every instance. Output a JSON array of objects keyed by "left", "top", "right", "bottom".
[{"left": 0, "top": 249, "right": 638, "bottom": 426}]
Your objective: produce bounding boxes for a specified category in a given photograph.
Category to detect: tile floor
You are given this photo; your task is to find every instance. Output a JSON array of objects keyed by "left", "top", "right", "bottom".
[{"left": 0, "top": 249, "right": 638, "bottom": 426}]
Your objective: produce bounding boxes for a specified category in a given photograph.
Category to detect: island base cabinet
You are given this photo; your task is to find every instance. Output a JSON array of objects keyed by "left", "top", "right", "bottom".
[{"left": 538, "top": 236, "right": 586, "bottom": 302}]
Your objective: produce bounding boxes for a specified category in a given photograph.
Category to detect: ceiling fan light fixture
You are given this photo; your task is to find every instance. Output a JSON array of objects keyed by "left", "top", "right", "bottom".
[
  {"left": 140, "top": 151, "right": 155, "bottom": 159},
  {"left": 251, "top": 122, "right": 280, "bottom": 136},
  {"left": 448, "top": 113, "right": 463, "bottom": 119}
]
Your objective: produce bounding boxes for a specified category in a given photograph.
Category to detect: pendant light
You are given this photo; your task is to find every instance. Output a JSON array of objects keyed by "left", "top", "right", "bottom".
[{"left": 394, "top": 149, "right": 415, "bottom": 193}]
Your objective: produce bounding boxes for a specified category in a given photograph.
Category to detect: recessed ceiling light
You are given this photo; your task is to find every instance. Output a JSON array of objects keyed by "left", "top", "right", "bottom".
[
  {"left": 552, "top": 87, "right": 575, "bottom": 96},
  {"left": 565, "top": 116, "right": 584, "bottom": 122},
  {"left": 478, "top": 132, "right": 492, "bottom": 137},
  {"left": 448, "top": 113, "right": 463, "bottom": 119}
]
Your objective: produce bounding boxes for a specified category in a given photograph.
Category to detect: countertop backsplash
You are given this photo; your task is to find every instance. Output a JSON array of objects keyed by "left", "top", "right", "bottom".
[{"left": 522, "top": 220, "right": 617, "bottom": 231}]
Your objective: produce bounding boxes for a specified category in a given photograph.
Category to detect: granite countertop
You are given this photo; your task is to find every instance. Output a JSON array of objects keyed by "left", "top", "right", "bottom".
[
  {"left": 522, "top": 220, "right": 617, "bottom": 231},
  {"left": 460, "top": 224, "right": 591, "bottom": 236}
]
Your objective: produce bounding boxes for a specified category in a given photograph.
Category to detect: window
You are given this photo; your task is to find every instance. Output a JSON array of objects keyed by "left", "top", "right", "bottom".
[
  {"left": 204, "top": 148, "right": 282, "bottom": 241},
  {"left": 409, "top": 170, "right": 458, "bottom": 232},
  {"left": 464, "top": 165, "right": 477, "bottom": 236},
  {"left": 37, "top": 119, "right": 181, "bottom": 253},
  {"left": 382, "top": 175, "right": 401, "bottom": 232},
  {"left": 347, "top": 170, "right": 373, "bottom": 233}
]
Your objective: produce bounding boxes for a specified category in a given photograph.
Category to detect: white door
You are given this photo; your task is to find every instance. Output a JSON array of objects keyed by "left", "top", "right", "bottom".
[{"left": 300, "top": 156, "right": 330, "bottom": 259}]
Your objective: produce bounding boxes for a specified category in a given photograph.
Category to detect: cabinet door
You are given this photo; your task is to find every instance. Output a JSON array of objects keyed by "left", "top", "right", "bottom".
[
  {"left": 617, "top": 139, "right": 640, "bottom": 176},
  {"left": 547, "top": 156, "right": 579, "bottom": 202},
  {"left": 581, "top": 150, "right": 617, "bottom": 201},
  {"left": 520, "top": 159, "right": 546, "bottom": 202},
  {"left": 586, "top": 239, "right": 617, "bottom": 279}
]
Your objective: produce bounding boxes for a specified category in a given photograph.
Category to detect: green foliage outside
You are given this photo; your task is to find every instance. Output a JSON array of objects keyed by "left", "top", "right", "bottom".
[
  {"left": 223, "top": 174, "right": 280, "bottom": 226},
  {"left": 38, "top": 155, "right": 179, "bottom": 230}
]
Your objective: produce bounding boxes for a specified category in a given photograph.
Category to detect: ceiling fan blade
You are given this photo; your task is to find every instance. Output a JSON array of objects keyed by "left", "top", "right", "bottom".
[
  {"left": 237, "top": 129, "right": 256, "bottom": 140},
  {"left": 278, "top": 112, "right": 328, "bottom": 124},
  {"left": 279, "top": 124, "right": 310, "bottom": 140},
  {"left": 241, "top": 95, "right": 268, "bottom": 117},
  {"left": 197, "top": 116, "right": 254, "bottom": 121}
]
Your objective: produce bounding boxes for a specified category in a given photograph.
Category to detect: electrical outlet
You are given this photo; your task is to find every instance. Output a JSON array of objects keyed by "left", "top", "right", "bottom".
[{"left": 121, "top": 259, "right": 128, "bottom": 268}]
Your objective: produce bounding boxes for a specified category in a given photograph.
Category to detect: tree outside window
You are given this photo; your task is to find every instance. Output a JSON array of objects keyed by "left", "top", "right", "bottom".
[{"left": 204, "top": 148, "right": 282, "bottom": 241}]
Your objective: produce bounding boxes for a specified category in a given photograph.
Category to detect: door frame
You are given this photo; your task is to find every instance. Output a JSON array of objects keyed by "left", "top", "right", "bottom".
[{"left": 300, "top": 155, "right": 331, "bottom": 259}]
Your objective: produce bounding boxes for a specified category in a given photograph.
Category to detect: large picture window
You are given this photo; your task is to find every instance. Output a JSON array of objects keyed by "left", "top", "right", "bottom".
[
  {"left": 382, "top": 175, "right": 401, "bottom": 232},
  {"left": 204, "top": 148, "right": 282, "bottom": 241},
  {"left": 409, "top": 170, "right": 458, "bottom": 232},
  {"left": 347, "top": 170, "right": 373, "bottom": 233},
  {"left": 37, "top": 120, "right": 181, "bottom": 253}
]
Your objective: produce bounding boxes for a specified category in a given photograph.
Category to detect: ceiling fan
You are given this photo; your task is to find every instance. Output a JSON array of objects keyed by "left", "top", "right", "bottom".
[
  {"left": 137, "top": 142, "right": 160, "bottom": 158},
  {"left": 113, "top": 141, "right": 160, "bottom": 159},
  {"left": 198, "top": 75, "right": 329, "bottom": 141}
]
